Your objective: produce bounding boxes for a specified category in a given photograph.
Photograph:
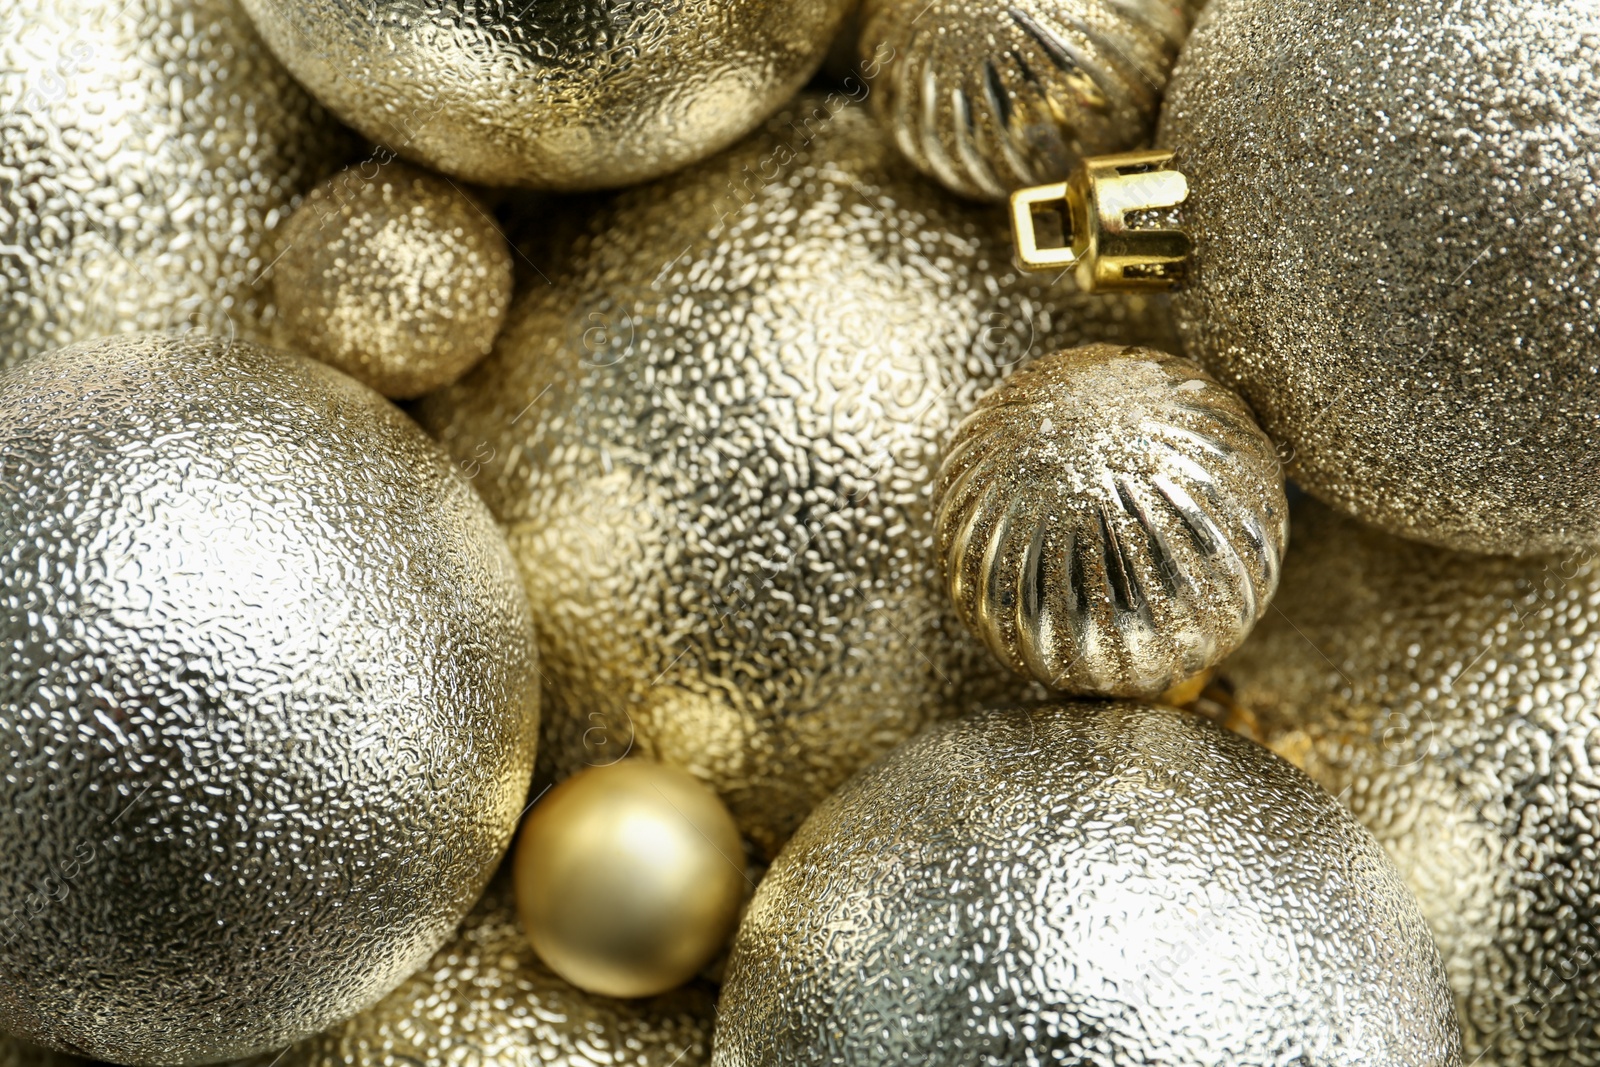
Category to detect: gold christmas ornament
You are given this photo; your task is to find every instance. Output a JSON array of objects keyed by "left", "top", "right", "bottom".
[
  {"left": 247, "top": 879, "right": 716, "bottom": 1067},
  {"left": 1211, "top": 500, "right": 1600, "bottom": 1067},
  {"left": 858, "top": 0, "right": 1201, "bottom": 201},
  {"left": 935, "top": 343, "right": 1286, "bottom": 698},
  {"left": 418, "top": 97, "right": 1178, "bottom": 857},
  {"left": 272, "top": 161, "right": 513, "bottom": 400},
  {"left": 715, "top": 701, "right": 1461, "bottom": 1066},
  {"left": 513, "top": 760, "right": 747, "bottom": 1000},
  {"left": 238, "top": 0, "right": 853, "bottom": 190},
  {"left": 0, "top": 0, "right": 350, "bottom": 370},
  {"left": 0, "top": 335, "right": 540, "bottom": 1066},
  {"left": 1155, "top": 0, "right": 1600, "bottom": 554}
]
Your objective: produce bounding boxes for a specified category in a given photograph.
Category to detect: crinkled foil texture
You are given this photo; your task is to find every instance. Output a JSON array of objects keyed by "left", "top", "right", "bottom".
[{"left": 0, "top": 336, "right": 540, "bottom": 1065}]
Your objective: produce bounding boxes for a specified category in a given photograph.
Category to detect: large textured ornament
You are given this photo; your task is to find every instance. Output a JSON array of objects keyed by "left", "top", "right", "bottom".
[
  {"left": 859, "top": 0, "right": 1200, "bottom": 200},
  {"left": 935, "top": 342, "right": 1286, "bottom": 696},
  {"left": 273, "top": 161, "right": 513, "bottom": 400},
  {"left": 0, "top": 335, "right": 540, "bottom": 1066},
  {"left": 1210, "top": 500, "right": 1600, "bottom": 1066},
  {"left": 418, "top": 97, "right": 1177, "bottom": 857},
  {"left": 0, "top": 0, "right": 349, "bottom": 370},
  {"left": 238, "top": 0, "right": 853, "bottom": 190},
  {"left": 248, "top": 879, "right": 715, "bottom": 1067},
  {"left": 714, "top": 701, "right": 1461, "bottom": 1066},
  {"left": 1158, "top": 0, "right": 1600, "bottom": 555}
]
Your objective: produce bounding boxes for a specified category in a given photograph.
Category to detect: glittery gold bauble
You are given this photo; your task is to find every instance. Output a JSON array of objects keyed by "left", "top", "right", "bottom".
[
  {"left": 1158, "top": 0, "right": 1600, "bottom": 555},
  {"left": 418, "top": 97, "right": 1177, "bottom": 857},
  {"left": 1211, "top": 500, "right": 1600, "bottom": 1066},
  {"left": 715, "top": 701, "right": 1461, "bottom": 1066},
  {"left": 0, "top": 0, "right": 350, "bottom": 370},
  {"left": 238, "top": 0, "right": 853, "bottom": 191},
  {"left": 272, "top": 161, "right": 513, "bottom": 400},
  {"left": 248, "top": 878, "right": 715, "bottom": 1067},
  {"left": 0, "top": 335, "right": 540, "bottom": 1066},
  {"left": 862, "top": 0, "right": 1201, "bottom": 201},
  {"left": 935, "top": 343, "right": 1286, "bottom": 697},
  {"left": 514, "top": 761, "right": 746, "bottom": 999}
]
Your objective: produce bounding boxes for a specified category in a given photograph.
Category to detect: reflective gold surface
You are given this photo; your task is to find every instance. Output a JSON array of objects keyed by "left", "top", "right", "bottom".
[
  {"left": 514, "top": 761, "right": 746, "bottom": 999},
  {"left": 715, "top": 701, "right": 1461, "bottom": 1065},
  {"left": 418, "top": 97, "right": 1178, "bottom": 857},
  {"left": 1214, "top": 500, "right": 1600, "bottom": 1066},
  {"left": 935, "top": 343, "right": 1286, "bottom": 697}
]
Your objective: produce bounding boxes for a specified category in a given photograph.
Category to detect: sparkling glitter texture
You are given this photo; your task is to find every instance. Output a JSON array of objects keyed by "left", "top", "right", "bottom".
[{"left": 1158, "top": 0, "right": 1600, "bottom": 555}]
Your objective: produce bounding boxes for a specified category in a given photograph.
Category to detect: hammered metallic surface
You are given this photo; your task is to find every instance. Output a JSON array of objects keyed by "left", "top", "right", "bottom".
[
  {"left": 714, "top": 701, "right": 1461, "bottom": 1066},
  {"left": 253, "top": 878, "right": 715, "bottom": 1067},
  {"left": 0, "top": 0, "right": 350, "bottom": 370},
  {"left": 273, "top": 161, "right": 513, "bottom": 400},
  {"left": 935, "top": 342, "right": 1286, "bottom": 697},
  {"left": 238, "top": 0, "right": 853, "bottom": 190},
  {"left": 1213, "top": 500, "right": 1600, "bottom": 1066},
  {"left": 418, "top": 98, "right": 1179, "bottom": 857},
  {"left": 0, "top": 335, "right": 541, "bottom": 1066},
  {"left": 1157, "top": 0, "right": 1600, "bottom": 555},
  {"left": 860, "top": 0, "right": 1200, "bottom": 200}
]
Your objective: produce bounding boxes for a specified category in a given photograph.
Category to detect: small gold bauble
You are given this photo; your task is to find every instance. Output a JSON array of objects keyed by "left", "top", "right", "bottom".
[
  {"left": 418, "top": 95, "right": 1178, "bottom": 858},
  {"left": 715, "top": 701, "right": 1460, "bottom": 1066},
  {"left": 238, "top": 0, "right": 853, "bottom": 190},
  {"left": 245, "top": 878, "right": 715, "bottom": 1067},
  {"left": 859, "top": 0, "right": 1200, "bottom": 200},
  {"left": 1212, "top": 500, "right": 1600, "bottom": 1067},
  {"left": 514, "top": 761, "right": 746, "bottom": 1000},
  {"left": 0, "top": 0, "right": 350, "bottom": 370},
  {"left": 272, "top": 161, "right": 513, "bottom": 400},
  {"left": 1158, "top": 0, "right": 1600, "bottom": 554},
  {"left": 0, "top": 334, "right": 540, "bottom": 1066},
  {"left": 935, "top": 343, "right": 1286, "bottom": 697}
]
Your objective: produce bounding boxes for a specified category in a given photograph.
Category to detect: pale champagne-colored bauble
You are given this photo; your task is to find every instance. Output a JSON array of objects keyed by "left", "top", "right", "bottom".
[
  {"left": 514, "top": 761, "right": 746, "bottom": 1000},
  {"left": 859, "top": 0, "right": 1201, "bottom": 200},
  {"left": 1212, "top": 500, "right": 1600, "bottom": 1066},
  {"left": 935, "top": 342, "right": 1286, "bottom": 697},
  {"left": 0, "top": 335, "right": 540, "bottom": 1066},
  {"left": 714, "top": 701, "right": 1461, "bottom": 1066},
  {"left": 272, "top": 161, "right": 513, "bottom": 400},
  {"left": 0, "top": 0, "right": 350, "bottom": 370},
  {"left": 418, "top": 97, "right": 1178, "bottom": 856},
  {"left": 238, "top": 0, "right": 853, "bottom": 190},
  {"left": 1158, "top": 0, "right": 1600, "bottom": 554}
]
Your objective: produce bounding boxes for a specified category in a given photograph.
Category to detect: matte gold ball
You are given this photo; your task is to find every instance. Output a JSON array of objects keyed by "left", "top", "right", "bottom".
[
  {"left": 514, "top": 761, "right": 747, "bottom": 1000},
  {"left": 273, "top": 161, "right": 513, "bottom": 400}
]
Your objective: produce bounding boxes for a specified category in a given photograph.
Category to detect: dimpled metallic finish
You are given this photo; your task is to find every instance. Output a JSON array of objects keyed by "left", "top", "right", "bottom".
[
  {"left": 273, "top": 161, "right": 514, "bottom": 400},
  {"left": 1157, "top": 0, "right": 1600, "bottom": 555},
  {"left": 859, "top": 0, "right": 1201, "bottom": 201},
  {"left": 237, "top": 0, "right": 853, "bottom": 191},
  {"left": 0, "top": 0, "right": 350, "bottom": 370},
  {"left": 935, "top": 343, "right": 1287, "bottom": 697},
  {"left": 1212, "top": 500, "right": 1600, "bottom": 1065},
  {"left": 417, "top": 98, "right": 1179, "bottom": 857},
  {"left": 251, "top": 878, "right": 715, "bottom": 1067},
  {"left": 714, "top": 701, "right": 1462, "bottom": 1066},
  {"left": 0, "top": 335, "right": 541, "bottom": 1066}
]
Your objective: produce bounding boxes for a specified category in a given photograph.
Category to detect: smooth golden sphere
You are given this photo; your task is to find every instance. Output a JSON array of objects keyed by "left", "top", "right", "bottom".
[{"left": 514, "top": 761, "right": 747, "bottom": 1000}]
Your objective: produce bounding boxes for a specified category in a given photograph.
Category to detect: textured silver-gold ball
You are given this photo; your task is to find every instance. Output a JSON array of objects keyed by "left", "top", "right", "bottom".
[
  {"left": 1212, "top": 500, "right": 1600, "bottom": 1066},
  {"left": 714, "top": 701, "right": 1461, "bottom": 1066},
  {"left": 273, "top": 160, "right": 514, "bottom": 400},
  {"left": 0, "top": 335, "right": 540, "bottom": 1066},
  {"left": 418, "top": 96, "right": 1178, "bottom": 857},
  {"left": 860, "top": 0, "right": 1200, "bottom": 200},
  {"left": 1158, "top": 0, "right": 1600, "bottom": 554},
  {"left": 0, "top": 0, "right": 350, "bottom": 370},
  {"left": 935, "top": 343, "right": 1286, "bottom": 697},
  {"left": 239, "top": 0, "right": 854, "bottom": 190}
]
